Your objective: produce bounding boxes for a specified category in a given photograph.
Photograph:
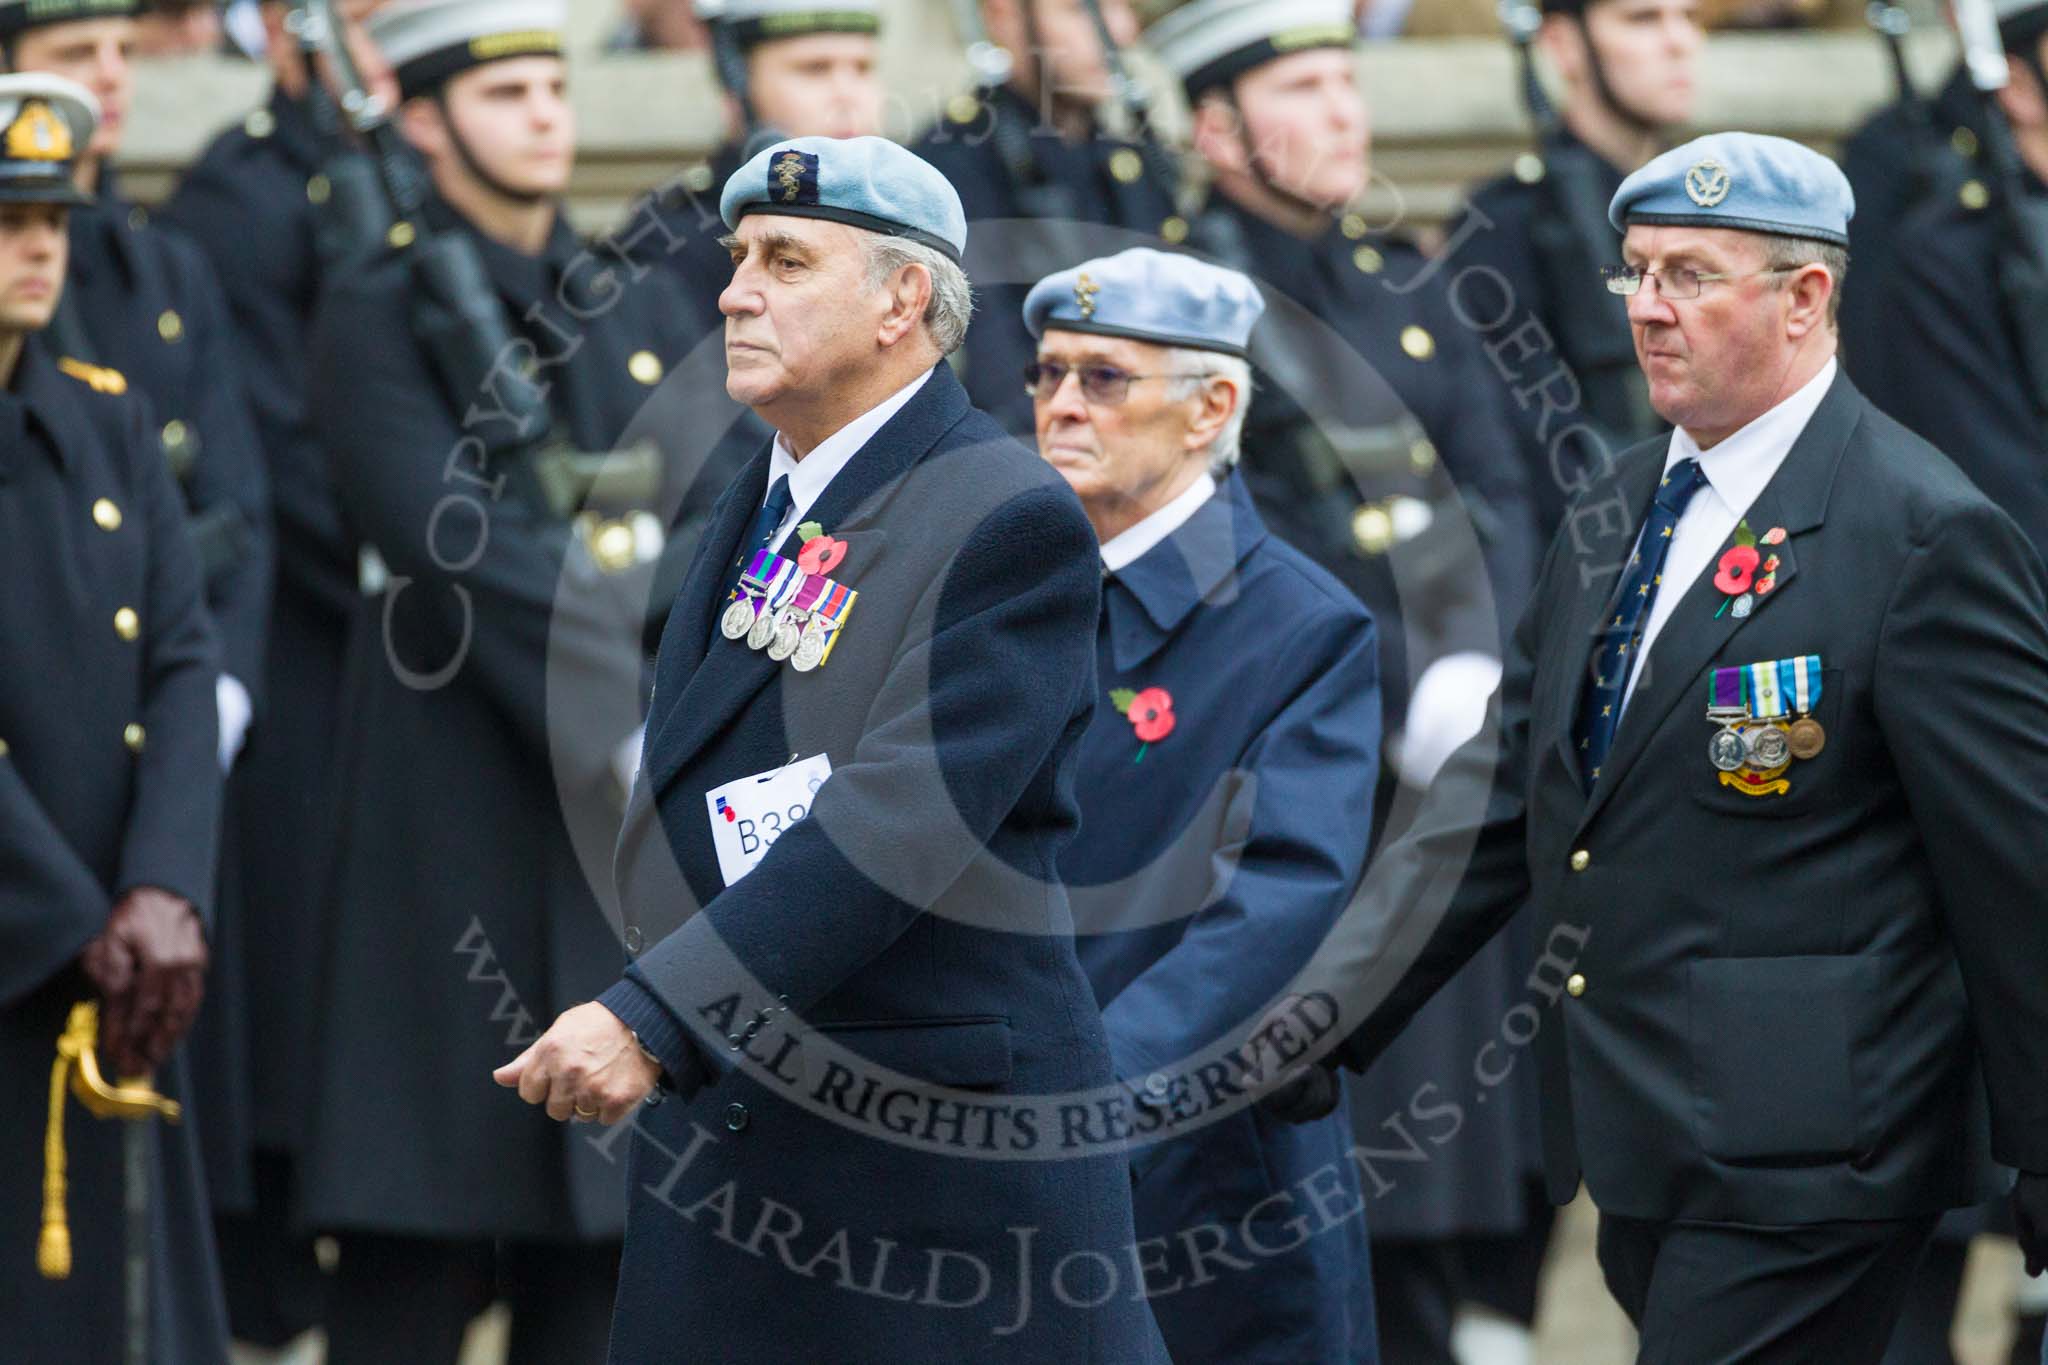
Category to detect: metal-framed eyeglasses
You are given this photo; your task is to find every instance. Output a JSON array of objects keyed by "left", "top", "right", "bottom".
[
  {"left": 1600, "top": 265, "right": 1800, "bottom": 300},
  {"left": 1024, "top": 362, "right": 1212, "bottom": 406}
]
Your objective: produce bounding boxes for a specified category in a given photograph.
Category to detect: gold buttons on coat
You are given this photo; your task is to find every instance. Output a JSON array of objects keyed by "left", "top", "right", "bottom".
[
  {"left": 1341, "top": 213, "right": 1368, "bottom": 239},
  {"left": 123, "top": 724, "right": 146, "bottom": 753},
  {"left": 307, "top": 174, "right": 331, "bottom": 205},
  {"left": 1951, "top": 126, "right": 1979, "bottom": 160},
  {"left": 1959, "top": 180, "right": 1990, "bottom": 212},
  {"left": 1351, "top": 504, "right": 1394, "bottom": 556},
  {"left": 1569, "top": 849, "right": 1590, "bottom": 872},
  {"left": 1514, "top": 153, "right": 1546, "bottom": 184},
  {"left": 92, "top": 498, "right": 122, "bottom": 531},
  {"left": 1400, "top": 325, "right": 1435, "bottom": 361},
  {"left": 1566, "top": 973, "right": 1587, "bottom": 998},
  {"left": 1159, "top": 216, "right": 1189, "bottom": 245},
  {"left": 1409, "top": 439, "right": 1437, "bottom": 475},
  {"left": 628, "top": 350, "right": 663, "bottom": 386},
  {"left": 389, "top": 221, "right": 417, "bottom": 249},
  {"left": 1353, "top": 246, "right": 1384, "bottom": 275},
  {"left": 245, "top": 108, "right": 275, "bottom": 139},
  {"left": 1108, "top": 148, "right": 1143, "bottom": 183},
  {"left": 0, "top": 738, "right": 10, "bottom": 758},
  {"left": 114, "top": 607, "right": 139, "bottom": 641},
  {"left": 157, "top": 310, "right": 184, "bottom": 343},
  {"left": 947, "top": 93, "right": 981, "bottom": 126}
]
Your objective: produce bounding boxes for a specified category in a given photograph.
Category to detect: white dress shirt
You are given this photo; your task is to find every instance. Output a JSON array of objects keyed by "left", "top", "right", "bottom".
[
  {"left": 761, "top": 367, "right": 934, "bottom": 543},
  {"left": 1621, "top": 357, "right": 1837, "bottom": 708},
  {"left": 1099, "top": 473, "right": 1218, "bottom": 573}
]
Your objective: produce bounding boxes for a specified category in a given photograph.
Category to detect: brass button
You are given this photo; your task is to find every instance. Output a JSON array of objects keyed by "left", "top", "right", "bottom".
[
  {"left": 628, "top": 350, "right": 663, "bottom": 386},
  {"left": 1351, "top": 503, "right": 1394, "bottom": 556},
  {"left": 92, "top": 498, "right": 121, "bottom": 531},
  {"left": 623, "top": 925, "right": 644, "bottom": 954},
  {"left": 1400, "top": 325, "right": 1435, "bottom": 361},
  {"left": 114, "top": 606, "right": 139, "bottom": 641},
  {"left": 1159, "top": 215, "right": 1189, "bottom": 244},
  {"left": 947, "top": 92, "right": 981, "bottom": 126},
  {"left": 127, "top": 205, "right": 148, "bottom": 232},
  {"left": 123, "top": 723, "right": 146, "bottom": 753},
  {"left": 161, "top": 419, "right": 189, "bottom": 452},
  {"left": 1514, "top": 153, "right": 1546, "bottom": 185},
  {"left": 724, "top": 1102, "right": 749, "bottom": 1132},
  {"left": 157, "top": 310, "right": 184, "bottom": 344},
  {"left": 590, "top": 520, "right": 638, "bottom": 574},
  {"left": 682, "top": 163, "right": 715, "bottom": 193},
  {"left": 388, "top": 221, "right": 417, "bottom": 249},
  {"left": 1353, "top": 245, "right": 1384, "bottom": 275},
  {"left": 1108, "top": 148, "right": 1143, "bottom": 184},
  {"left": 1340, "top": 212, "right": 1368, "bottom": 239},
  {"left": 244, "top": 108, "right": 275, "bottom": 139},
  {"left": 1566, "top": 973, "right": 1586, "bottom": 998},
  {"left": 306, "top": 173, "right": 331, "bottom": 205},
  {"left": 0, "top": 738, "right": 9, "bottom": 758},
  {"left": 1959, "top": 179, "right": 1990, "bottom": 212},
  {"left": 1569, "top": 849, "right": 1590, "bottom": 872},
  {"left": 1409, "top": 439, "right": 1437, "bottom": 475},
  {"left": 1951, "top": 126, "right": 1979, "bottom": 160}
]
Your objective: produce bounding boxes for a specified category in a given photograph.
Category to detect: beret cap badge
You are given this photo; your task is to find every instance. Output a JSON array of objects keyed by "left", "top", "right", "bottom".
[
  {"left": 1684, "top": 158, "right": 1732, "bottom": 208},
  {"left": 772, "top": 148, "right": 820, "bottom": 206},
  {"left": 1074, "top": 271, "right": 1100, "bottom": 320}
]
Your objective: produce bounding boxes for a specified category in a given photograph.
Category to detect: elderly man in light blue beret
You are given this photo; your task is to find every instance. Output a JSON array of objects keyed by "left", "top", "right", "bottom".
[
  {"left": 1026, "top": 247, "right": 1383, "bottom": 1363},
  {"left": 1262, "top": 128, "right": 2048, "bottom": 1364},
  {"left": 506, "top": 134, "right": 1166, "bottom": 1364}
]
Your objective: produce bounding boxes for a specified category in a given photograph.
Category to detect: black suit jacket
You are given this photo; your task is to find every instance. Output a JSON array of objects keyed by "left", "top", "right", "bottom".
[{"left": 1324, "top": 371, "right": 2048, "bottom": 1225}]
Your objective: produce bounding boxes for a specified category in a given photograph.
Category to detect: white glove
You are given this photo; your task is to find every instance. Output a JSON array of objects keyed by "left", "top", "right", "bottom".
[
  {"left": 216, "top": 674, "right": 253, "bottom": 773},
  {"left": 613, "top": 724, "right": 647, "bottom": 798},
  {"left": 1396, "top": 651, "right": 1503, "bottom": 789}
]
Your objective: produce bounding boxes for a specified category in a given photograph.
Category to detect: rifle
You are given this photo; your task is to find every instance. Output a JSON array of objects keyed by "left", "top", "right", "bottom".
[
  {"left": 1955, "top": 0, "right": 2048, "bottom": 417},
  {"left": 1501, "top": 0, "right": 1656, "bottom": 441},
  {"left": 1077, "top": 0, "right": 1183, "bottom": 211},
  {"left": 283, "top": 0, "right": 393, "bottom": 269},
  {"left": 301, "top": 0, "right": 662, "bottom": 544}
]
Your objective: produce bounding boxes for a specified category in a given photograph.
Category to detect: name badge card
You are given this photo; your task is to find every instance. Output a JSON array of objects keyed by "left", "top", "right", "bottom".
[{"left": 704, "top": 753, "right": 833, "bottom": 886}]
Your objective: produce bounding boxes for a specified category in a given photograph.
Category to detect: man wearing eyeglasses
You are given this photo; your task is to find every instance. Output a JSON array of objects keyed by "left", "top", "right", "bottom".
[
  {"left": 1023, "top": 248, "right": 1382, "bottom": 1363},
  {"left": 1273, "top": 131, "right": 2048, "bottom": 1364}
]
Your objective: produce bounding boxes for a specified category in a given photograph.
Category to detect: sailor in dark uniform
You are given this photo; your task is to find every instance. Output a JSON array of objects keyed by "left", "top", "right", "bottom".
[
  {"left": 913, "top": 0, "right": 1184, "bottom": 434},
  {"left": 0, "top": 72, "right": 231, "bottom": 1365},
  {"left": 158, "top": 0, "right": 393, "bottom": 1348},
  {"left": 298, "top": 2, "right": 699, "bottom": 1359},
  {"left": 1027, "top": 247, "right": 1384, "bottom": 1364},
  {"left": 1448, "top": 0, "right": 1703, "bottom": 539}
]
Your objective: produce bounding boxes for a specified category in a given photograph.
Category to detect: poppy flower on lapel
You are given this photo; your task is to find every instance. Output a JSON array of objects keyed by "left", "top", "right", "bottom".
[
  {"left": 1109, "top": 686, "right": 1176, "bottom": 762},
  {"left": 798, "top": 534, "right": 847, "bottom": 576},
  {"left": 1713, "top": 544, "right": 1760, "bottom": 596}
]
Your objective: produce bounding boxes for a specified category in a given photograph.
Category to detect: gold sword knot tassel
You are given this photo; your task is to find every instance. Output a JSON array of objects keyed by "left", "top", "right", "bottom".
[{"left": 38, "top": 1002, "right": 182, "bottom": 1280}]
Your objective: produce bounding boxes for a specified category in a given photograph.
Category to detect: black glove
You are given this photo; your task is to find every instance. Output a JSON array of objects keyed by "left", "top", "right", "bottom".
[
  {"left": 2012, "top": 1171, "right": 2048, "bottom": 1278},
  {"left": 1260, "top": 1062, "right": 1342, "bottom": 1124}
]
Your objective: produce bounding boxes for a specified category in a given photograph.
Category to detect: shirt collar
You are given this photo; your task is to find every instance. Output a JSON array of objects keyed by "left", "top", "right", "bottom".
[
  {"left": 1100, "top": 472, "right": 1218, "bottom": 573},
  {"left": 768, "top": 367, "right": 934, "bottom": 515},
  {"left": 1665, "top": 356, "right": 1838, "bottom": 513}
]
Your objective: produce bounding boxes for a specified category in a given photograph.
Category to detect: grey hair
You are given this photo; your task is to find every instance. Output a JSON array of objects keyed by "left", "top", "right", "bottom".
[
  {"left": 1164, "top": 348, "right": 1254, "bottom": 473},
  {"left": 1759, "top": 235, "right": 1849, "bottom": 328},
  {"left": 861, "top": 235, "right": 974, "bottom": 355}
]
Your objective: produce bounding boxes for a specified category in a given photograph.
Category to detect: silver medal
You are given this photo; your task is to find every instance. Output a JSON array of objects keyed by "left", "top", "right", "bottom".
[
  {"left": 1745, "top": 723, "right": 1790, "bottom": 769},
  {"left": 1708, "top": 726, "right": 1747, "bottom": 773},
  {"left": 720, "top": 598, "right": 756, "bottom": 641},
  {"left": 746, "top": 607, "right": 778, "bottom": 651},
  {"left": 791, "top": 630, "right": 828, "bottom": 672},
  {"left": 768, "top": 612, "right": 804, "bottom": 662}
]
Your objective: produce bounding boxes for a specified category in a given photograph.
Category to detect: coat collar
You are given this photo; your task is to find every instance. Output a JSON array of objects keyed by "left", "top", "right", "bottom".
[
  {"left": 1104, "top": 469, "right": 1267, "bottom": 671},
  {"left": 1566, "top": 366, "right": 1863, "bottom": 828},
  {"left": 641, "top": 362, "right": 974, "bottom": 796}
]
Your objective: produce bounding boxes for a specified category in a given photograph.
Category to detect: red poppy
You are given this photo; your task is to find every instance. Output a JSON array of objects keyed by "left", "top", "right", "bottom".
[
  {"left": 1713, "top": 544, "right": 1760, "bottom": 596},
  {"left": 1129, "top": 687, "right": 1176, "bottom": 743},
  {"left": 799, "top": 534, "right": 847, "bottom": 576}
]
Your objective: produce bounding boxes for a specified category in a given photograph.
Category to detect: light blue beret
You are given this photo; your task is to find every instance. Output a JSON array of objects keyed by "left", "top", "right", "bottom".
[
  {"left": 720, "top": 134, "right": 967, "bottom": 263},
  {"left": 1608, "top": 132, "right": 1854, "bottom": 248},
  {"left": 1022, "top": 248, "right": 1265, "bottom": 358}
]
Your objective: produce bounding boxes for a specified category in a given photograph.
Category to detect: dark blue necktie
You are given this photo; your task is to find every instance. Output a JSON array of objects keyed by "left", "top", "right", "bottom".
[
  {"left": 712, "top": 474, "right": 793, "bottom": 641},
  {"left": 1575, "top": 457, "right": 1710, "bottom": 786}
]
